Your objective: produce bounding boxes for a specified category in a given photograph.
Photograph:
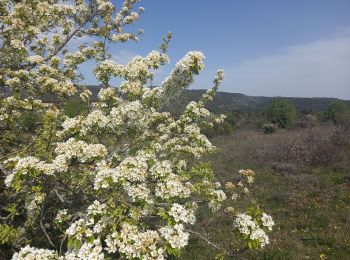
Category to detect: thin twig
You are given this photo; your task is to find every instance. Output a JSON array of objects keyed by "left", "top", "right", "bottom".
[
  {"left": 53, "top": 189, "right": 65, "bottom": 203},
  {"left": 59, "top": 234, "right": 67, "bottom": 256},
  {"left": 188, "top": 229, "right": 235, "bottom": 257},
  {"left": 0, "top": 164, "right": 8, "bottom": 175},
  {"left": 40, "top": 207, "right": 55, "bottom": 248}
]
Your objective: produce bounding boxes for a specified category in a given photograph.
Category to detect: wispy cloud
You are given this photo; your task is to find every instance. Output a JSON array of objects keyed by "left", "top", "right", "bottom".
[
  {"left": 221, "top": 30, "right": 350, "bottom": 99},
  {"left": 111, "top": 50, "right": 138, "bottom": 65}
]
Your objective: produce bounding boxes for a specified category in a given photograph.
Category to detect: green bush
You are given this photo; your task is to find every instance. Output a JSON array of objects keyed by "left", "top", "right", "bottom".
[
  {"left": 203, "top": 121, "right": 233, "bottom": 137},
  {"left": 321, "top": 100, "right": 349, "bottom": 124},
  {"left": 264, "top": 98, "right": 297, "bottom": 128}
]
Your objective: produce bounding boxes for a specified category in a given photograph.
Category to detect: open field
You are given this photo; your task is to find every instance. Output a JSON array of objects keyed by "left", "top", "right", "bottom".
[{"left": 181, "top": 125, "right": 350, "bottom": 259}]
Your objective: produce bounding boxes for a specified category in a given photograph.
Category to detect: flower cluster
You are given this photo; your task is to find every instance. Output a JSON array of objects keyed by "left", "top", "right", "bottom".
[
  {"left": 239, "top": 169, "right": 255, "bottom": 184},
  {"left": 123, "top": 12, "right": 139, "bottom": 24},
  {"left": 26, "top": 193, "right": 45, "bottom": 212},
  {"left": 208, "top": 189, "right": 227, "bottom": 211},
  {"left": 159, "top": 224, "right": 189, "bottom": 249},
  {"left": 4, "top": 139, "right": 107, "bottom": 188},
  {"left": 155, "top": 174, "right": 192, "bottom": 199},
  {"left": 87, "top": 201, "right": 107, "bottom": 216},
  {"left": 98, "top": 87, "right": 117, "bottom": 101},
  {"left": 55, "top": 138, "right": 107, "bottom": 163},
  {"left": 55, "top": 209, "right": 69, "bottom": 223},
  {"left": 11, "top": 246, "right": 55, "bottom": 260},
  {"left": 64, "top": 239, "right": 104, "bottom": 260},
  {"left": 66, "top": 219, "right": 92, "bottom": 241},
  {"left": 169, "top": 203, "right": 197, "bottom": 224},
  {"left": 106, "top": 223, "right": 164, "bottom": 259},
  {"left": 160, "top": 51, "right": 205, "bottom": 102},
  {"left": 233, "top": 213, "right": 274, "bottom": 248},
  {"left": 261, "top": 213, "right": 275, "bottom": 231}
]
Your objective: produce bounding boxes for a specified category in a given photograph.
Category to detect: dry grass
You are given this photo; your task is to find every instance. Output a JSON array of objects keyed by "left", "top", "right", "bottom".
[
  {"left": 180, "top": 125, "right": 350, "bottom": 259},
  {"left": 211, "top": 124, "right": 350, "bottom": 168}
]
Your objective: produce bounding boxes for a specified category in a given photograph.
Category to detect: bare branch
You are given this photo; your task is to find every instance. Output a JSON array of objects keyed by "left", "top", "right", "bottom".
[
  {"left": 188, "top": 229, "right": 235, "bottom": 257},
  {"left": 40, "top": 208, "right": 55, "bottom": 248},
  {"left": 53, "top": 189, "right": 65, "bottom": 203},
  {"left": 0, "top": 164, "right": 8, "bottom": 175}
]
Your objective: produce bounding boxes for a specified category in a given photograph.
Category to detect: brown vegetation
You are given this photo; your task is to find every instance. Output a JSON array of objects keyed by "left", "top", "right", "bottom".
[
  {"left": 211, "top": 124, "right": 350, "bottom": 169},
  {"left": 180, "top": 124, "right": 350, "bottom": 259}
]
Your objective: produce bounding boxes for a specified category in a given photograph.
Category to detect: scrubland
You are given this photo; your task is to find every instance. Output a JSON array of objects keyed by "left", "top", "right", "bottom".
[{"left": 181, "top": 124, "right": 350, "bottom": 259}]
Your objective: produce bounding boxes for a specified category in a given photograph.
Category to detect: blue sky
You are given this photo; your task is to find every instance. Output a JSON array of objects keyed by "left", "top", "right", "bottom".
[{"left": 82, "top": 0, "right": 350, "bottom": 99}]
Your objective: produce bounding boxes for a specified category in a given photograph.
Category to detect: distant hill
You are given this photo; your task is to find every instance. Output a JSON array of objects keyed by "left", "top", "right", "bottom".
[
  {"left": 3, "top": 85, "right": 349, "bottom": 113},
  {"left": 81, "top": 86, "right": 350, "bottom": 114},
  {"left": 159, "top": 89, "right": 350, "bottom": 114}
]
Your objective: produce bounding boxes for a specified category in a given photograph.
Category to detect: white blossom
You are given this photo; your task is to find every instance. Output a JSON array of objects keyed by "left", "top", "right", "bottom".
[
  {"left": 250, "top": 228, "right": 269, "bottom": 247},
  {"left": 55, "top": 209, "right": 69, "bottom": 223},
  {"left": 106, "top": 223, "right": 165, "bottom": 259},
  {"left": 159, "top": 224, "right": 189, "bottom": 249},
  {"left": 261, "top": 213, "right": 275, "bottom": 231},
  {"left": 11, "top": 245, "right": 55, "bottom": 260},
  {"left": 169, "top": 203, "right": 196, "bottom": 224}
]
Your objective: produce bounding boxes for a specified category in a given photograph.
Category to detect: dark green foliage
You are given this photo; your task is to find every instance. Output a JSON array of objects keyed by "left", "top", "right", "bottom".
[
  {"left": 321, "top": 100, "right": 349, "bottom": 124},
  {"left": 63, "top": 98, "right": 89, "bottom": 118},
  {"left": 202, "top": 121, "right": 233, "bottom": 138},
  {"left": 264, "top": 98, "right": 297, "bottom": 128},
  {"left": 224, "top": 112, "right": 236, "bottom": 127},
  {"left": 18, "top": 110, "right": 43, "bottom": 132}
]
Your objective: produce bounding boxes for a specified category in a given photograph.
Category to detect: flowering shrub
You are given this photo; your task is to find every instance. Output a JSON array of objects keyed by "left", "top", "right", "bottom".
[{"left": 0, "top": 0, "right": 274, "bottom": 259}]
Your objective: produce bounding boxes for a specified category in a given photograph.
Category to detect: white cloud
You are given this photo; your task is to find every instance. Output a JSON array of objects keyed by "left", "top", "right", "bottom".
[
  {"left": 221, "top": 31, "right": 350, "bottom": 99},
  {"left": 112, "top": 50, "right": 138, "bottom": 65}
]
